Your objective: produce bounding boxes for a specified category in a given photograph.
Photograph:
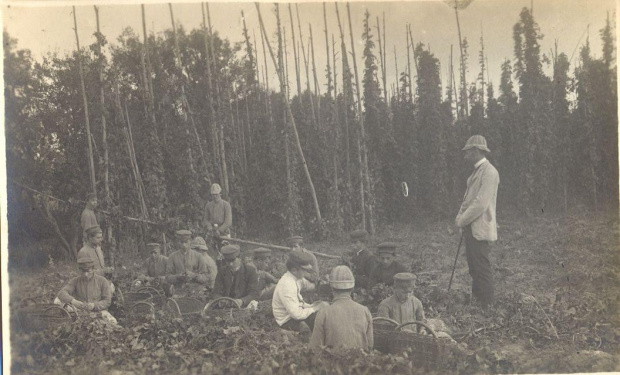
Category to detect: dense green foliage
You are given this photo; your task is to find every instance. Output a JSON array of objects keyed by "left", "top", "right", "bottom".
[{"left": 4, "top": 7, "right": 617, "bottom": 262}]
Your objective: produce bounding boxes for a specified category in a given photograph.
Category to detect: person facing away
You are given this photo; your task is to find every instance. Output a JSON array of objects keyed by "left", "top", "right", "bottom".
[
  {"left": 272, "top": 250, "right": 329, "bottom": 342},
  {"left": 377, "top": 273, "right": 425, "bottom": 334},
  {"left": 165, "top": 230, "right": 209, "bottom": 285},
  {"left": 455, "top": 135, "right": 500, "bottom": 310},
  {"left": 367, "top": 242, "right": 408, "bottom": 289},
  {"left": 348, "top": 230, "right": 377, "bottom": 288},
  {"left": 81, "top": 193, "right": 99, "bottom": 241},
  {"left": 190, "top": 236, "right": 218, "bottom": 289},
  {"left": 310, "top": 265, "right": 373, "bottom": 351},
  {"left": 56, "top": 253, "right": 116, "bottom": 324},
  {"left": 212, "top": 244, "right": 259, "bottom": 308},
  {"left": 204, "top": 183, "right": 232, "bottom": 238},
  {"left": 252, "top": 247, "right": 278, "bottom": 301},
  {"left": 140, "top": 242, "right": 168, "bottom": 280}
]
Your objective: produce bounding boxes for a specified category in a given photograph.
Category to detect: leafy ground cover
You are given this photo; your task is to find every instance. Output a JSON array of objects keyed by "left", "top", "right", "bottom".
[{"left": 9, "top": 212, "right": 620, "bottom": 374}]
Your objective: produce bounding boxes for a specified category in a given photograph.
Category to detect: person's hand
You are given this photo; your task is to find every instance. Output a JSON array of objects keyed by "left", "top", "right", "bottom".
[
  {"left": 186, "top": 271, "right": 196, "bottom": 280},
  {"left": 85, "top": 302, "right": 95, "bottom": 311},
  {"left": 233, "top": 299, "right": 243, "bottom": 308},
  {"left": 71, "top": 299, "right": 85, "bottom": 309},
  {"left": 312, "top": 301, "right": 329, "bottom": 311},
  {"left": 246, "top": 300, "right": 258, "bottom": 311}
]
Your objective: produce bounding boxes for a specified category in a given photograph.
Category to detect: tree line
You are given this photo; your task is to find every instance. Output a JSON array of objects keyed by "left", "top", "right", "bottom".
[{"left": 5, "top": 4, "right": 617, "bottom": 261}]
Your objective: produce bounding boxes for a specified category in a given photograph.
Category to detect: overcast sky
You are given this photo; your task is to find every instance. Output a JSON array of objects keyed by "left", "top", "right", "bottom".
[{"left": 3, "top": 0, "right": 616, "bottom": 96}]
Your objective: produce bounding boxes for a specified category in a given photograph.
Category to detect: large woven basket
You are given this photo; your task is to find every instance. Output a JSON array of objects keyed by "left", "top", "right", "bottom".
[
  {"left": 201, "top": 297, "right": 253, "bottom": 321},
  {"left": 373, "top": 318, "right": 450, "bottom": 370},
  {"left": 18, "top": 304, "right": 74, "bottom": 332},
  {"left": 123, "top": 292, "right": 153, "bottom": 307},
  {"left": 165, "top": 297, "right": 206, "bottom": 316}
]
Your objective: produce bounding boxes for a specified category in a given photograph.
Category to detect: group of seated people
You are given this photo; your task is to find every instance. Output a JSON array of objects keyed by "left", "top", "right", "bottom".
[{"left": 55, "top": 226, "right": 448, "bottom": 348}]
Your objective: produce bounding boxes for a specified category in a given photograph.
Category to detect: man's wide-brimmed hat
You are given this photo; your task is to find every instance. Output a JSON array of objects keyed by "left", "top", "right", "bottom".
[
  {"left": 462, "top": 135, "right": 491, "bottom": 153},
  {"left": 211, "top": 183, "right": 222, "bottom": 194}
]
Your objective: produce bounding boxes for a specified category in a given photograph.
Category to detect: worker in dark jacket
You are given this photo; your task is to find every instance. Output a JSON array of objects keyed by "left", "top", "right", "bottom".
[
  {"left": 213, "top": 244, "right": 259, "bottom": 307},
  {"left": 253, "top": 247, "right": 278, "bottom": 300},
  {"left": 349, "top": 230, "right": 377, "bottom": 288},
  {"left": 367, "top": 242, "right": 408, "bottom": 289}
]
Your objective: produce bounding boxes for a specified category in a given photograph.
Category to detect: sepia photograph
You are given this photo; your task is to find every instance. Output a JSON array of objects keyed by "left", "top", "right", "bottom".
[{"left": 2, "top": 0, "right": 618, "bottom": 373}]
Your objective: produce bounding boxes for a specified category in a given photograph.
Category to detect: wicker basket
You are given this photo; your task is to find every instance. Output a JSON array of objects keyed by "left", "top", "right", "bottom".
[
  {"left": 129, "top": 301, "right": 156, "bottom": 318},
  {"left": 18, "top": 304, "right": 74, "bottom": 332},
  {"left": 123, "top": 292, "right": 153, "bottom": 307},
  {"left": 373, "top": 318, "right": 450, "bottom": 370},
  {"left": 201, "top": 297, "right": 253, "bottom": 321},
  {"left": 165, "top": 297, "right": 206, "bottom": 317}
]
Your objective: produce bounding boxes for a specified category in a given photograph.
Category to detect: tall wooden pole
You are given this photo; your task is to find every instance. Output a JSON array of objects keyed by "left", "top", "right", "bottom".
[
  {"left": 334, "top": 3, "right": 352, "bottom": 194},
  {"left": 73, "top": 7, "right": 97, "bottom": 194},
  {"left": 288, "top": 4, "right": 302, "bottom": 100}
]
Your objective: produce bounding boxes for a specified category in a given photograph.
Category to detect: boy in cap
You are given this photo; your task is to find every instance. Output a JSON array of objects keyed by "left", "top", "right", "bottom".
[
  {"left": 140, "top": 243, "right": 168, "bottom": 280},
  {"left": 191, "top": 236, "right": 218, "bottom": 289},
  {"left": 310, "top": 266, "right": 373, "bottom": 351},
  {"left": 272, "top": 250, "right": 329, "bottom": 342},
  {"left": 166, "top": 230, "right": 209, "bottom": 285},
  {"left": 455, "top": 135, "right": 499, "bottom": 309},
  {"left": 81, "top": 193, "right": 99, "bottom": 240},
  {"left": 253, "top": 248, "right": 278, "bottom": 300},
  {"left": 377, "top": 273, "right": 425, "bottom": 334},
  {"left": 56, "top": 253, "right": 116, "bottom": 324},
  {"left": 367, "top": 242, "right": 408, "bottom": 289},
  {"left": 287, "top": 235, "right": 320, "bottom": 285},
  {"left": 349, "top": 230, "right": 377, "bottom": 288},
  {"left": 204, "top": 183, "right": 232, "bottom": 238},
  {"left": 213, "top": 244, "right": 259, "bottom": 307},
  {"left": 78, "top": 225, "right": 114, "bottom": 278}
]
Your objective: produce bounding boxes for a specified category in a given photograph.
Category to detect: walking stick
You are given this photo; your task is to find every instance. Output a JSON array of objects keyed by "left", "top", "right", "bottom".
[{"left": 447, "top": 232, "right": 464, "bottom": 293}]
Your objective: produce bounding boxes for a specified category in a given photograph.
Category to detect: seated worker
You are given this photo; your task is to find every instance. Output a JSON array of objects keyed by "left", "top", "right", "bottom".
[
  {"left": 78, "top": 225, "right": 115, "bottom": 293},
  {"left": 166, "top": 230, "right": 209, "bottom": 285},
  {"left": 310, "top": 265, "right": 373, "bottom": 351},
  {"left": 272, "top": 250, "right": 329, "bottom": 342},
  {"left": 377, "top": 273, "right": 454, "bottom": 340},
  {"left": 287, "top": 235, "right": 320, "bottom": 285},
  {"left": 136, "top": 243, "right": 168, "bottom": 284},
  {"left": 55, "top": 253, "right": 116, "bottom": 324},
  {"left": 213, "top": 244, "right": 259, "bottom": 308},
  {"left": 191, "top": 236, "right": 218, "bottom": 289},
  {"left": 367, "top": 242, "right": 408, "bottom": 289},
  {"left": 377, "top": 273, "right": 425, "bottom": 333},
  {"left": 349, "top": 230, "right": 377, "bottom": 288},
  {"left": 253, "top": 247, "right": 278, "bottom": 301}
]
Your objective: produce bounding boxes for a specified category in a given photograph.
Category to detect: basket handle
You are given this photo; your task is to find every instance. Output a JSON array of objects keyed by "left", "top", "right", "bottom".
[
  {"left": 43, "top": 305, "right": 72, "bottom": 320},
  {"left": 130, "top": 301, "right": 155, "bottom": 316},
  {"left": 136, "top": 287, "right": 162, "bottom": 297},
  {"left": 395, "top": 321, "right": 438, "bottom": 338},
  {"left": 372, "top": 317, "right": 400, "bottom": 327},
  {"left": 166, "top": 298, "right": 182, "bottom": 316},
  {"left": 202, "top": 297, "right": 241, "bottom": 315},
  {"left": 115, "top": 287, "right": 125, "bottom": 305}
]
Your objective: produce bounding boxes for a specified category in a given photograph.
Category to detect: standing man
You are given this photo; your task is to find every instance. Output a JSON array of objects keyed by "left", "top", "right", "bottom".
[
  {"left": 455, "top": 135, "right": 500, "bottom": 310},
  {"left": 78, "top": 225, "right": 113, "bottom": 278},
  {"left": 204, "top": 183, "right": 233, "bottom": 238},
  {"left": 310, "top": 265, "right": 373, "bottom": 351},
  {"left": 166, "top": 230, "right": 209, "bottom": 286},
  {"left": 213, "top": 244, "right": 259, "bottom": 307},
  {"left": 81, "top": 193, "right": 99, "bottom": 241}
]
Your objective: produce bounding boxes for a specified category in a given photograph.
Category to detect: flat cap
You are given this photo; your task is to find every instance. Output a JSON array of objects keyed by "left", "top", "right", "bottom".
[
  {"left": 221, "top": 244, "right": 241, "bottom": 259},
  {"left": 175, "top": 230, "right": 192, "bottom": 239},
  {"left": 287, "top": 236, "right": 304, "bottom": 245},
  {"left": 350, "top": 230, "right": 368, "bottom": 241},
  {"left": 289, "top": 249, "right": 314, "bottom": 270},
  {"left": 376, "top": 242, "right": 399, "bottom": 254},
  {"left": 191, "top": 236, "right": 209, "bottom": 251},
  {"left": 77, "top": 253, "right": 95, "bottom": 267},
  {"left": 393, "top": 272, "right": 417, "bottom": 286},
  {"left": 147, "top": 243, "right": 160, "bottom": 249},
  {"left": 253, "top": 247, "right": 272, "bottom": 259},
  {"left": 86, "top": 193, "right": 97, "bottom": 200},
  {"left": 85, "top": 225, "right": 102, "bottom": 236}
]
